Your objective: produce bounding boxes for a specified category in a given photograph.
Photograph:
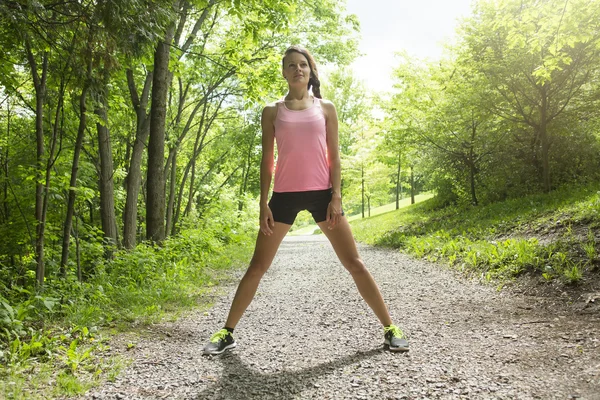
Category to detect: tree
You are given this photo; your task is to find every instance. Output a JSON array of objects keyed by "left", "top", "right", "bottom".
[
  {"left": 460, "top": 0, "right": 600, "bottom": 192},
  {"left": 123, "top": 68, "right": 153, "bottom": 249},
  {"left": 60, "top": 25, "right": 93, "bottom": 274}
]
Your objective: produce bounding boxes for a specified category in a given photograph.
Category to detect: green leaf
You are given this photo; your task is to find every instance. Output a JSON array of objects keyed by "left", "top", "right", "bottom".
[{"left": 1, "top": 301, "right": 14, "bottom": 319}]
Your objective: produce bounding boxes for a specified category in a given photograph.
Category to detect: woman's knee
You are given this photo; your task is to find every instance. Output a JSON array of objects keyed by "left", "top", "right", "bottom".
[
  {"left": 245, "top": 258, "right": 271, "bottom": 278},
  {"left": 343, "top": 257, "right": 368, "bottom": 275}
]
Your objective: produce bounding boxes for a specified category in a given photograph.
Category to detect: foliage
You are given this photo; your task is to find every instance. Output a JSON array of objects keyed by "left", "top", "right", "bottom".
[{"left": 384, "top": 0, "right": 600, "bottom": 205}]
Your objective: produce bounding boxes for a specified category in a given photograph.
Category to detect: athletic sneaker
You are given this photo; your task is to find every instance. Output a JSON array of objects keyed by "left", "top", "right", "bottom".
[
  {"left": 384, "top": 324, "right": 409, "bottom": 352},
  {"left": 203, "top": 328, "right": 236, "bottom": 355}
]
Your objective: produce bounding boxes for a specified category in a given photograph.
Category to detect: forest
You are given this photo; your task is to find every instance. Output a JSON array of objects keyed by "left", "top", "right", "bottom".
[{"left": 0, "top": 0, "right": 599, "bottom": 396}]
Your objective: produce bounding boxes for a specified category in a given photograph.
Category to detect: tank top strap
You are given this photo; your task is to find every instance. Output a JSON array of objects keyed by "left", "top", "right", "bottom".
[
  {"left": 273, "top": 98, "right": 285, "bottom": 117},
  {"left": 313, "top": 97, "right": 326, "bottom": 119}
]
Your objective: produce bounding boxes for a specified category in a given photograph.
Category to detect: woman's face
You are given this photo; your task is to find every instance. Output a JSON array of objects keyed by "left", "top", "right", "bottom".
[{"left": 282, "top": 51, "right": 312, "bottom": 87}]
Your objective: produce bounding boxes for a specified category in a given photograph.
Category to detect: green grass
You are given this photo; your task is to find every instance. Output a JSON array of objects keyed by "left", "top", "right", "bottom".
[
  {"left": 0, "top": 228, "right": 254, "bottom": 399},
  {"left": 350, "top": 184, "right": 600, "bottom": 282},
  {"left": 0, "top": 352, "right": 126, "bottom": 399},
  {"left": 289, "top": 193, "right": 434, "bottom": 236}
]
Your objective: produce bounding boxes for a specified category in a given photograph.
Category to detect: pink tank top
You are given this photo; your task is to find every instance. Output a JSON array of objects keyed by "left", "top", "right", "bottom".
[{"left": 272, "top": 97, "right": 331, "bottom": 193}]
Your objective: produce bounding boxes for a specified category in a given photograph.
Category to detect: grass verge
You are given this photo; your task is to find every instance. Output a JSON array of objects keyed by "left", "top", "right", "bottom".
[{"left": 351, "top": 184, "right": 600, "bottom": 283}]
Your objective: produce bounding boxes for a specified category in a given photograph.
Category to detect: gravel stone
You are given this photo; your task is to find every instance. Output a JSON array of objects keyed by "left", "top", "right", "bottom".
[{"left": 80, "top": 235, "right": 600, "bottom": 399}]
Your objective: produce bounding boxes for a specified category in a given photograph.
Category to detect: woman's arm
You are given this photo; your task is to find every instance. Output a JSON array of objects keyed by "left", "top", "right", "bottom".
[
  {"left": 259, "top": 104, "right": 277, "bottom": 235},
  {"left": 322, "top": 100, "right": 343, "bottom": 229}
]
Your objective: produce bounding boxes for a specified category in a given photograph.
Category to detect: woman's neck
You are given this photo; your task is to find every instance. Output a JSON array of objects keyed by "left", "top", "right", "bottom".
[{"left": 285, "top": 87, "right": 310, "bottom": 101}]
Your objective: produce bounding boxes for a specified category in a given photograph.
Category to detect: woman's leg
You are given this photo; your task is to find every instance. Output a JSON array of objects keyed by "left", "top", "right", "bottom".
[
  {"left": 224, "top": 222, "right": 291, "bottom": 328},
  {"left": 317, "top": 218, "right": 393, "bottom": 327}
]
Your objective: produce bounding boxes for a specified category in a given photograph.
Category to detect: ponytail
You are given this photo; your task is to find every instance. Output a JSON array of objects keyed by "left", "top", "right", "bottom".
[{"left": 309, "top": 76, "right": 322, "bottom": 99}]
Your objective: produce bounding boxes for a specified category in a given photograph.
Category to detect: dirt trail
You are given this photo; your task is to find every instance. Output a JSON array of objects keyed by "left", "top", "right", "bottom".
[{"left": 82, "top": 235, "right": 600, "bottom": 399}]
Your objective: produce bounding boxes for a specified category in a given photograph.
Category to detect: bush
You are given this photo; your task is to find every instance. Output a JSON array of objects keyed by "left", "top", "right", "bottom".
[{"left": 0, "top": 193, "right": 258, "bottom": 396}]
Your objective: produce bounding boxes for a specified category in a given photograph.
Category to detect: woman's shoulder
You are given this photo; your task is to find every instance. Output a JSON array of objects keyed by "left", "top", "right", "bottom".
[
  {"left": 263, "top": 100, "right": 280, "bottom": 108},
  {"left": 261, "top": 102, "right": 279, "bottom": 121},
  {"left": 317, "top": 98, "right": 336, "bottom": 109},
  {"left": 317, "top": 98, "right": 336, "bottom": 116}
]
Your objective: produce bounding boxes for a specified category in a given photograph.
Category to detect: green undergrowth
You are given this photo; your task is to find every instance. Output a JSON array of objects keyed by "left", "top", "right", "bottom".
[
  {"left": 351, "top": 184, "right": 600, "bottom": 283},
  {"left": 0, "top": 227, "right": 254, "bottom": 399}
]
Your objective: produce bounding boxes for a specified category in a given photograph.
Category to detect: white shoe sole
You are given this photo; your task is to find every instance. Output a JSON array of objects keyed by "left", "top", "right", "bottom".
[
  {"left": 203, "top": 342, "right": 237, "bottom": 355},
  {"left": 386, "top": 345, "right": 409, "bottom": 352},
  {"left": 384, "top": 340, "right": 409, "bottom": 352}
]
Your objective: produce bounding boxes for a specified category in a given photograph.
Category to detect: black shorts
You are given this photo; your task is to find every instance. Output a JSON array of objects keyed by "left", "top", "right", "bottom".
[{"left": 268, "top": 189, "right": 344, "bottom": 225}]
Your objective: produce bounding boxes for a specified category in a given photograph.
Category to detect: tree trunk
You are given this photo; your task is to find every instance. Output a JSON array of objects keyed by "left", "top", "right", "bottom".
[
  {"left": 175, "top": 155, "right": 195, "bottom": 230},
  {"left": 165, "top": 149, "right": 177, "bottom": 236},
  {"left": 123, "top": 70, "right": 152, "bottom": 249},
  {"left": 75, "top": 215, "right": 82, "bottom": 282},
  {"left": 2, "top": 98, "right": 10, "bottom": 224},
  {"left": 238, "top": 129, "right": 257, "bottom": 212},
  {"left": 88, "top": 199, "right": 94, "bottom": 225},
  {"left": 184, "top": 156, "right": 196, "bottom": 219},
  {"left": 61, "top": 28, "right": 94, "bottom": 270},
  {"left": 175, "top": 98, "right": 216, "bottom": 226},
  {"left": 175, "top": 119, "right": 206, "bottom": 227},
  {"left": 95, "top": 83, "right": 118, "bottom": 255},
  {"left": 25, "top": 42, "right": 48, "bottom": 287},
  {"left": 361, "top": 164, "right": 365, "bottom": 218},
  {"left": 238, "top": 164, "right": 247, "bottom": 212},
  {"left": 60, "top": 82, "right": 89, "bottom": 274},
  {"left": 469, "top": 120, "right": 478, "bottom": 206},
  {"left": 469, "top": 160, "right": 478, "bottom": 206},
  {"left": 147, "top": 25, "right": 176, "bottom": 243},
  {"left": 540, "top": 85, "right": 551, "bottom": 193},
  {"left": 410, "top": 165, "right": 415, "bottom": 205},
  {"left": 396, "top": 149, "right": 401, "bottom": 209}
]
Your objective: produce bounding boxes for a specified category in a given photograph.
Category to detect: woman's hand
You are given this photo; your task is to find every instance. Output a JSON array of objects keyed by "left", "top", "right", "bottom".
[
  {"left": 260, "top": 204, "right": 275, "bottom": 236},
  {"left": 326, "top": 195, "right": 343, "bottom": 230}
]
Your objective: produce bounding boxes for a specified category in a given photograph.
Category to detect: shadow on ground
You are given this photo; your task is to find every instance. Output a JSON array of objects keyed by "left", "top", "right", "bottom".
[{"left": 195, "top": 348, "right": 383, "bottom": 399}]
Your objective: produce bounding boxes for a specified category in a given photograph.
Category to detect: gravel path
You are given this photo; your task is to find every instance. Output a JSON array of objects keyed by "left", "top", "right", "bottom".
[{"left": 83, "top": 235, "right": 600, "bottom": 400}]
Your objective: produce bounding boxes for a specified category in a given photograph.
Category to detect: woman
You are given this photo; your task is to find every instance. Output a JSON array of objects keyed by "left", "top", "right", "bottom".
[{"left": 203, "top": 45, "right": 408, "bottom": 355}]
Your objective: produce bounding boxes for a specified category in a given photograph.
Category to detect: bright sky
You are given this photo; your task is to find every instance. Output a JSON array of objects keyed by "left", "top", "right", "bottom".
[{"left": 343, "top": 0, "right": 474, "bottom": 93}]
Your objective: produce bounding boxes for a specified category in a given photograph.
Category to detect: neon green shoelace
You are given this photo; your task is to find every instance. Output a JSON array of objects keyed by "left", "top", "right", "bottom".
[
  {"left": 210, "top": 328, "right": 230, "bottom": 343},
  {"left": 384, "top": 324, "right": 405, "bottom": 339}
]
